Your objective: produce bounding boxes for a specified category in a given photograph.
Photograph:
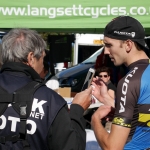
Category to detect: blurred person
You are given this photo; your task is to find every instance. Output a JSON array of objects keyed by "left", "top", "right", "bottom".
[
  {"left": 40, "top": 49, "right": 59, "bottom": 90},
  {"left": 0, "top": 28, "right": 93, "bottom": 150},
  {"left": 95, "top": 66, "right": 116, "bottom": 99},
  {"left": 91, "top": 16, "right": 150, "bottom": 150},
  {"left": 39, "top": 49, "right": 49, "bottom": 80}
]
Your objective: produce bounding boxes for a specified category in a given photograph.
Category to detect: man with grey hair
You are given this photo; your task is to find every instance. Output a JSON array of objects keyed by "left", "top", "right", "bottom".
[{"left": 0, "top": 28, "right": 92, "bottom": 150}]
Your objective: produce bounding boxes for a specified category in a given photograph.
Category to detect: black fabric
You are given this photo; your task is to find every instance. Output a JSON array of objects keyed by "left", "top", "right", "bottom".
[
  {"left": 104, "top": 16, "right": 149, "bottom": 50},
  {"left": 0, "top": 64, "right": 67, "bottom": 150},
  {"left": 0, "top": 62, "right": 44, "bottom": 149},
  {"left": 0, "top": 86, "right": 13, "bottom": 116},
  {"left": 0, "top": 80, "right": 44, "bottom": 150},
  {"left": 0, "top": 62, "right": 86, "bottom": 150},
  {"left": 12, "top": 81, "right": 44, "bottom": 116},
  {"left": 48, "top": 104, "right": 86, "bottom": 150},
  {"left": 107, "top": 81, "right": 116, "bottom": 93},
  {"left": 0, "top": 62, "right": 42, "bottom": 82}
]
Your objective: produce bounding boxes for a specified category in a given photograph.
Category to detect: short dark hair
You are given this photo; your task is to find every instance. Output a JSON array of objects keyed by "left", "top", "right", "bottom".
[{"left": 95, "top": 66, "right": 111, "bottom": 76}]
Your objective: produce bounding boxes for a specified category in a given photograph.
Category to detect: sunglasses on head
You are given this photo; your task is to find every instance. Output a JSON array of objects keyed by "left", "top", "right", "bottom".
[{"left": 99, "top": 75, "right": 108, "bottom": 78}]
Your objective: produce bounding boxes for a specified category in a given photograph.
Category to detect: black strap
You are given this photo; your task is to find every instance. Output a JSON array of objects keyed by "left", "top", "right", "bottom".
[
  {"left": 0, "top": 135, "right": 20, "bottom": 143},
  {"left": 0, "top": 81, "right": 45, "bottom": 150},
  {"left": 22, "top": 140, "right": 30, "bottom": 150},
  {"left": 0, "top": 135, "right": 30, "bottom": 150},
  {"left": 0, "top": 87, "right": 15, "bottom": 116},
  {"left": 14, "top": 81, "right": 44, "bottom": 150}
]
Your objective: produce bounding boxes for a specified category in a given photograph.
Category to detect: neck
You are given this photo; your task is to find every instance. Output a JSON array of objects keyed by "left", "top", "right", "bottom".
[{"left": 125, "top": 50, "right": 149, "bottom": 66}]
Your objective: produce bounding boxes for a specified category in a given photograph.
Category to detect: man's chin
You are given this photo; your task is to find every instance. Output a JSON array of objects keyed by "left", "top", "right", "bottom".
[{"left": 113, "top": 61, "right": 121, "bottom": 66}]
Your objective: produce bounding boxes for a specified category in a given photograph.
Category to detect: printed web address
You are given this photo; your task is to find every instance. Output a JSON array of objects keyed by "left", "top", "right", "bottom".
[{"left": 0, "top": 5, "right": 150, "bottom": 18}]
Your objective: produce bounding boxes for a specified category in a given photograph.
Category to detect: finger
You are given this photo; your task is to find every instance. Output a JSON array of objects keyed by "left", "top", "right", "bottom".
[
  {"left": 84, "top": 86, "right": 92, "bottom": 94},
  {"left": 99, "top": 80, "right": 106, "bottom": 86},
  {"left": 96, "top": 76, "right": 99, "bottom": 80},
  {"left": 92, "top": 77, "right": 97, "bottom": 81},
  {"left": 91, "top": 82, "right": 97, "bottom": 87}
]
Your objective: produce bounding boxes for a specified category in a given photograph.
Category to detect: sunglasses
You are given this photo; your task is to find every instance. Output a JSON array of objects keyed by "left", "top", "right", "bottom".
[{"left": 99, "top": 75, "right": 108, "bottom": 78}]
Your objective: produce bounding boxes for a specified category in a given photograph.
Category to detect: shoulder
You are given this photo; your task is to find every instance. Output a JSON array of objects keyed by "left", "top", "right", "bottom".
[
  {"left": 107, "top": 82, "right": 116, "bottom": 91},
  {"left": 34, "top": 85, "right": 66, "bottom": 105}
]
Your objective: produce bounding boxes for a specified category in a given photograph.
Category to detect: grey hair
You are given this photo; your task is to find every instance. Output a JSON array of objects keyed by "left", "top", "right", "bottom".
[{"left": 1, "top": 28, "right": 46, "bottom": 64}]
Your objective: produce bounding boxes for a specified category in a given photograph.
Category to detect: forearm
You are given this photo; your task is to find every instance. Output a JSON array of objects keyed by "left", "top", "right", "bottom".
[
  {"left": 99, "top": 94, "right": 115, "bottom": 107},
  {"left": 91, "top": 116, "right": 110, "bottom": 150},
  {"left": 48, "top": 104, "right": 86, "bottom": 150},
  {"left": 91, "top": 113, "right": 128, "bottom": 150}
]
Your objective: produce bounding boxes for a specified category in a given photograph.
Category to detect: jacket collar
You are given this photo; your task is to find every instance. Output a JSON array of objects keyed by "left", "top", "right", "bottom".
[{"left": 1, "top": 62, "right": 42, "bottom": 82}]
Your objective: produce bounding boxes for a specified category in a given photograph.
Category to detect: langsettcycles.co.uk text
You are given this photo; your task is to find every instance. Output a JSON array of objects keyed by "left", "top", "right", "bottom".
[{"left": 0, "top": 4, "right": 150, "bottom": 18}]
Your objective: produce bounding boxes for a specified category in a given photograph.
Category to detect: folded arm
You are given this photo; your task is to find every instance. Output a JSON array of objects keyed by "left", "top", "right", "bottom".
[{"left": 91, "top": 105, "right": 130, "bottom": 150}]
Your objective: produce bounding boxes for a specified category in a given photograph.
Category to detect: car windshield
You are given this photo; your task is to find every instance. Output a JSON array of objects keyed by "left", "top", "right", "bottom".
[{"left": 82, "top": 47, "right": 104, "bottom": 64}]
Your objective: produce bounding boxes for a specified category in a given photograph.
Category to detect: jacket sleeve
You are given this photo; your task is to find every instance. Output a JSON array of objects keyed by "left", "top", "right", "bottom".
[{"left": 47, "top": 104, "right": 86, "bottom": 150}]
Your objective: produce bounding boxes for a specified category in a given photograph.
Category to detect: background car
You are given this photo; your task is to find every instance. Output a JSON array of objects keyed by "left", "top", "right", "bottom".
[{"left": 56, "top": 47, "right": 104, "bottom": 93}]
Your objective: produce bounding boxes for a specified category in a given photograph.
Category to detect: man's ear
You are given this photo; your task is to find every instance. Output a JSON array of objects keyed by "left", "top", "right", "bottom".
[
  {"left": 26, "top": 52, "right": 34, "bottom": 67},
  {"left": 125, "top": 40, "right": 133, "bottom": 53}
]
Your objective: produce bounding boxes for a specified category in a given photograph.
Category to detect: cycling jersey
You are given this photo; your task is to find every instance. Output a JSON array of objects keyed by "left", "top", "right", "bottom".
[{"left": 112, "top": 59, "right": 150, "bottom": 150}]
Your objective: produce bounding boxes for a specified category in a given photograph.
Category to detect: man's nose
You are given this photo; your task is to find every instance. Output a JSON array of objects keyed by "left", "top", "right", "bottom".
[{"left": 104, "top": 47, "right": 110, "bottom": 55}]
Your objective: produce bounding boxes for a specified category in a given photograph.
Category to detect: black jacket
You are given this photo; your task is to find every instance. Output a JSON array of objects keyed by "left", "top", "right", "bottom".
[{"left": 0, "top": 62, "right": 86, "bottom": 150}]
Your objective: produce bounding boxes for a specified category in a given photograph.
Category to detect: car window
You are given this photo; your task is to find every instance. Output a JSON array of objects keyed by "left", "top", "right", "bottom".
[{"left": 82, "top": 47, "right": 104, "bottom": 64}]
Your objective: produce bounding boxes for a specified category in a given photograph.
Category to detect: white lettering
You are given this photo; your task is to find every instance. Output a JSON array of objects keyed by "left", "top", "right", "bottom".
[
  {"left": 8, "top": 116, "right": 20, "bottom": 132},
  {"left": 0, "top": 5, "right": 149, "bottom": 19},
  {"left": 119, "top": 102, "right": 125, "bottom": 113},
  {"left": 30, "top": 111, "right": 44, "bottom": 120},
  {"left": 91, "top": 7, "right": 99, "bottom": 18},
  {"left": 35, "top": 112, "right": 40, "bottom": 119},
  {"left": 30, "top": 111, "right": 35, "bottom": 118},
  {"left": 31, "top": 7, "right": 39, "bottom": 16},
  {"left": 0, "top": 115, "right": 6, "bottom": 129},
  {"left": 57, "top": 7, "right": 64, "bottom": 16},
  {"left": 122, "top": 82, "right": 128, "bottom": 95},
  {"left": 84, "top": 7, "right": 91, "bottom": 16},
  {"left": 0, "top": 115, "right": 38, "bottom": 135},
  {"left": 48, "top": 8, "right": 56, "bottom": 18},
  {"left": 125, "top": 73, "right": 133, "bottom": 83},
  {"left": 65, "top": 8, "right": 72, "bottom": 16},
  {"left": 27, "top": 120, "right": 37, "bottom": 134},
  {"left": 130, "top": 7, "right": 137, "bottom": 15},
  {"left": 111, "top": 7, "right": 118, "bottom": 15},
  {"left": 121, "top": 96, "right": 126, "bottom": 105},
  {"left": 118, "top": 7, "right": 126, "bottom": 15},
  {"left": 119, "top": 67, "right": 138, "bottom": 113},
  {"left": 137, "top": 7, "right": 146, "bottom": 15},
  {"left": 32, "top": 98, "right": 47, "bottom": 114},
  {"left": 99, "top": 7, "right": 107, "bottom": 16}
]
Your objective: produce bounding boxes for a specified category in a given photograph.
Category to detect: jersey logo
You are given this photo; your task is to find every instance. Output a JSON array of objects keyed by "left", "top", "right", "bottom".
[
  {"left": 112, "top": 117, "right": 131, "bottom": 128},
  {"left": 119, "top": 67, "right": 138, "bottom": 113}
]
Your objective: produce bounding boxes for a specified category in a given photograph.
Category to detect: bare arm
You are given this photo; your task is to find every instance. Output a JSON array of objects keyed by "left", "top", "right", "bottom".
[
  {"left": 108, "top": 89, "right": 115, "bottom": 99},
  {"left": 91, "top": 105, "right": 130, "bottom": 150}
]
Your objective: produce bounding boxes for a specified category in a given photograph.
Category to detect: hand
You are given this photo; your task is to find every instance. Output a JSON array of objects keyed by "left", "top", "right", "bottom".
[
  {"left": 92, "top": 77, "right": 108, "bottom": 103},
  {"left": 92, "top": 77, "right": 115, "bottom": 107},
  {"left": 91, "top": 105, "right": 114, "bottom": 123},
  {"left": 72, "top": 86, "right": 92, "bottom": 110}
]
